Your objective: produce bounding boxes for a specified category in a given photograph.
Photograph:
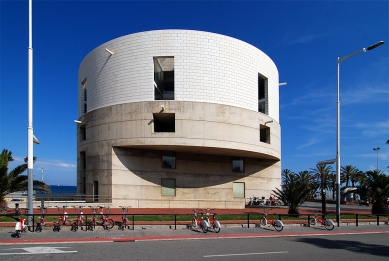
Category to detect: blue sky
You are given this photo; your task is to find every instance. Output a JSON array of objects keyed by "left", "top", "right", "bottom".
[{"left": 1, "top": 0, "right": 388, "bottom": 186}]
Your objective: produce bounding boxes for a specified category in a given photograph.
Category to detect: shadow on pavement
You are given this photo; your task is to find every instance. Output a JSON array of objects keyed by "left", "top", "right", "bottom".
[{"left": 297, "top": 237, "right": 389, "bottom": 258}]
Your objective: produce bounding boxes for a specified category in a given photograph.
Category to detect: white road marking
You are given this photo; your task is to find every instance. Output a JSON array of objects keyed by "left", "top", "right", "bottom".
[
  {"left": 204, "top": 251, "right": 288, "bottom": 257},
  {"left": 0, "top": 247, "right": 77, "bottom": 255}
]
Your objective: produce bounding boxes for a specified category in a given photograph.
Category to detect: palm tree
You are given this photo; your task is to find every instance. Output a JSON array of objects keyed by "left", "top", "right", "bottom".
[
  {"left": 358, "top": 170, "right": 389, "bottom": 215},
  {"left": 281, "top": 169, "right": 294, "bottom": 185},
  {"left": 310, "top": 164, "right": 334, "bottom": 199},
  {"left": 273, "top": 170, "right": 318, "bottom": 216},
  {"left": 341, "top": 165, "right": 356, "bottom": 187},
  {"left": 0, "top": 149, "right": 50, "bottom": 214}
]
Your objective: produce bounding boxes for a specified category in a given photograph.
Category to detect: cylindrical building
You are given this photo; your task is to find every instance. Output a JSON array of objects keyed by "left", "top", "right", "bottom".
[{"left": 76, "top": 30, "right": 281, "bottom": 208}]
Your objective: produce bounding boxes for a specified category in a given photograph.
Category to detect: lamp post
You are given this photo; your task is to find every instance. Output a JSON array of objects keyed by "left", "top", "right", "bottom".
[
  {"left": 27, "top": 0, "right": 34, "bottom": 227},
  {"left": 336, "top": 40, "right": 384, "bottom": 227},
  {"left": 373, "top": 147, "right": 380, "bottom": 171}
]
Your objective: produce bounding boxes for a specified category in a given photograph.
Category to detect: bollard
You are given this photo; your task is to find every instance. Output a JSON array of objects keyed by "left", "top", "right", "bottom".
[{"left": 15, "top": 203, "right": 20, "bottom": 215}]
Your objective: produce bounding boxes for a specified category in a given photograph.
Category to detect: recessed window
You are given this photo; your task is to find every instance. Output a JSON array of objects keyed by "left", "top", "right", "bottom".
[
  {"left": 232, "top": 158, "right": 244, "bottom": 173},
  {"left": 82, "top": 177, "right": 86, "bottom": 194},
  {"left": 154, "top": 113, "right": 175, "bottom": 132},
  {"left": 258, "top": 74, "right": 268, "bottom": 114},
  {"left": 260, "top": 124, "right": 270, "bottom": 144},
  {"left": 162, "top": 179, "right": 176, "bottom": 196},
  {"left": 162, "top": 151, "right": 176, "bottom": 169},
  {"left": 82, "top": 79, "right": 87, "bottom": 114},
  {"left": 233, "top": 182, "right": 245, "bottom": 198},
  {"left": 80, "top": 151, "right": 86, "bottom": 171},
  {"left": 154, "top": 57, "right": 174, "bottom": 100},
  {"left": 93, "top": 181, "right": 98, "bottom": 202},
  {"left": 80, "top": 125, "right": 86, "bottom": 141}
]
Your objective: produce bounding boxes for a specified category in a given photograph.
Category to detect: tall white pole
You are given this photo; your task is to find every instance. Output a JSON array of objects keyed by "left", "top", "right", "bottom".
[
  {"left": 335, "top": 40, "right": 384, "bottom": 227},
  {"left": 336, "top": 59, "right": 341, "bottom": 227},
  {"left": 27, "top": 0, "right": 34, "bottom": 226}
]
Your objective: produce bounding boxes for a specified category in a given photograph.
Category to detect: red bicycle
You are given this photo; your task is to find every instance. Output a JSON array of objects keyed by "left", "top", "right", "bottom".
[
  {"left": 86, "top": 206, "right": 97, "bottom": 231},
  {"left": 204, "top": 208, "right": 221, "bottom": 233},
  {"left": 259, "top": 208, "right": 284, "bottom": 232},
  {"left": 35, "top": 206, "right": 47, "bottom": 233},
  {"left": 309, "top": 210, "right": 334, "bottom": 230},
  {"left": 53, "top": 206, "right": 68, "bottom": 232},
  {"left": 99, "top": 206, "right": 114, "bottom": 230},
  {"left": 118, "top": 206, "right": 131, "bottom": 230},
  {"left": 191, "top": 209, "right": 209, "bottom": 233},
  {"left": 71, "top": 206, "right": 84, "bottom": 232}
]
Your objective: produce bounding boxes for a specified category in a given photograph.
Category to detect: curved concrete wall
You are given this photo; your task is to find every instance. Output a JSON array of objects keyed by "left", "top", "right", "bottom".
[
  {"left": 78, "top": 101, "right": 280, "bottom": 160},
  {"left": 78, "top": 30, "right": 279, "bottom": 122},
  {"left": 76, "top": 30, "right": 281, "bottom": 208}
]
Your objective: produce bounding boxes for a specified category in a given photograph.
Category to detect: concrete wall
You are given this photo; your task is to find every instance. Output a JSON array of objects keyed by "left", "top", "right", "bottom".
[
  {"left": 76, "top": 30, "right": 281, "bottom": 208},
  {"left": 76, "top": 101, "right": 281, "bottom": 208}
]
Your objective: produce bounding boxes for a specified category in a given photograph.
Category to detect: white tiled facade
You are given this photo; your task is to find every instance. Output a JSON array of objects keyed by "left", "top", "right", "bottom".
[
  {"left": 76, "top": 30, "right": 281, "bottom": 208},
  {"left": 78, "top": 30, "right": 279, "bottom": 121}
]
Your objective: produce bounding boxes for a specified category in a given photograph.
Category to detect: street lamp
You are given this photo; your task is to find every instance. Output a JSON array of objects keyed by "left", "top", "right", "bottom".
[
  {"left": 373, "top": 147, "right": 380, "bottom": 170},
  {"left": 27, "top": 0, "right": 34, "bottom": 227},
  {"left": 336, "top": 40, "right": 384, "bottom": 227}
]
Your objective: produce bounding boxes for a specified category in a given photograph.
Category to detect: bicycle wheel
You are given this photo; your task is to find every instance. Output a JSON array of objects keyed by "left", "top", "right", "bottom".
[
  {"left": 35, "top": 225, "right": 42, "bottom": 233},
  {"left": 273, "top": 220, "right": 283, "bottom": 232},
  {"left": 107, "top": 218, "right": 114, "bottom": 229},
  {"left": 201, "top": 224, "right": 208, "bottom": 233},
  {"left": 213, "top": 220, "right": 221, "bottom": 233},
  {"left": 324, "top": 220, "right": 334, "bottom": 230},
  {"left": 260, "top": 217, "right": 267, "bottom": 226},
  {"left": 309, "top": 218, "right": 316, "bottom": 225},
  {"left": 213, "top": 225, "right": 220, "bottom": 233}
]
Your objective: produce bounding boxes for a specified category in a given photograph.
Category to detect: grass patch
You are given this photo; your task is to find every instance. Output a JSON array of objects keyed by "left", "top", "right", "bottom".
[{"left": 0, "top": 216, "right": 18, "bottom": 222}]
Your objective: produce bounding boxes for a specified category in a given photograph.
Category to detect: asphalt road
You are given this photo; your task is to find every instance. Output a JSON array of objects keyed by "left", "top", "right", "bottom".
[{"left": 0, "top": 233, "right": 388, "bottom": 261}]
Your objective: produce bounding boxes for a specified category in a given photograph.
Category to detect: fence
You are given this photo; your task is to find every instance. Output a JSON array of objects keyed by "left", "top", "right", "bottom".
[{"left": 1, "top": 212, "right": 388, "bottom": 232}]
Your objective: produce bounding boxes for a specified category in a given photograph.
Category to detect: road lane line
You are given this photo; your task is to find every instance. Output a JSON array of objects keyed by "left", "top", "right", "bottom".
[{"left": 204, "top": 251, "right": 288, "bottom": 258}]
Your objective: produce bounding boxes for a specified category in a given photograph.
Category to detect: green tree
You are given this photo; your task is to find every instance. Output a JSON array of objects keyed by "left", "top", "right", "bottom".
[
  {"left": 0, "top": 149, "right": 50, "bottom": 214},
  {"left": 310, "top": 164, "right": 334, "bottom": 200},
  {"left": 356, "top": 170, "right": 389, "bottom": 215},
  {"left": 341, "top": 165, "right": 358, "bottom": 187},
  {"left": 273, "top": 170, "right": 318, "bottom": 216}
]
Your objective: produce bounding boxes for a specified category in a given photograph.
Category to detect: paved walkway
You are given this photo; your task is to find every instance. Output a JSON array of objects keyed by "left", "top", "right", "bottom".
[
  {"left": 1, "top": 222, "right": 389, "bottom": 245},
  {"left": 1, "top": 205, "right": 388, "bottom": 245}
]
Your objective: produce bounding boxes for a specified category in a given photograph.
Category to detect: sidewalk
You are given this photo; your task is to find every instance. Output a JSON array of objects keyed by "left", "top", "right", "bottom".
[
  {"left": 1, "top": 221, "right": 388, "bottom": 245},
  {"left": 1, "top": 206, "right": 388, "bottom": 245}
]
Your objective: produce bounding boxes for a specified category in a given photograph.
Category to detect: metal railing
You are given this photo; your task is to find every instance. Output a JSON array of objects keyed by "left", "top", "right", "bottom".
[{"left": 1, "top": 212, "right": 388, "bottom": 231}]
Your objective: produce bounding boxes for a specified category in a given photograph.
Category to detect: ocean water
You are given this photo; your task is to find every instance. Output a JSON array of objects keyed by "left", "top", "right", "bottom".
[{"left": 48, "top": 185, "right": 77, "bottom": 194}]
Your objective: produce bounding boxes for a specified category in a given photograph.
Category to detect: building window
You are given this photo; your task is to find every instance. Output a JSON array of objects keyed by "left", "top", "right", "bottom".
[
  {"left": 232, "top": 158, "right": 244, "bottom": 173},
  {"left": 233, "top": 182, "right": 245, "bottom": 198},
  {"left": 258, "top": 74, "right": 268, "bottom": 114},
  {"left": 154, "top": 57, "right": 174, "bottom": 100},
  {"left": 260, "top": 124, "right": 270, "bottom": 144},
  {"left": 82, "top": 79, "right": 87, "bottom": 114},
  {"left": 80, "top": 125, "right": 86, "bottom": 141},
  {"left": 154, "top": 113, "right": 175, "bottom": 132},
  {"left": 93, "top": 181, "right": 98, "bottom": 202},
  {"left": 82, "top": 177, "right": 86, "bottom": 194},
  {"left": 80, "top": 151, "right": 86, "bottom": 171},
  {"left": 162, "top": 179, "right": 176, "bottom": 196},
  {"left": 162, "top": 151, "right": 176, "bottom": 169}
]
